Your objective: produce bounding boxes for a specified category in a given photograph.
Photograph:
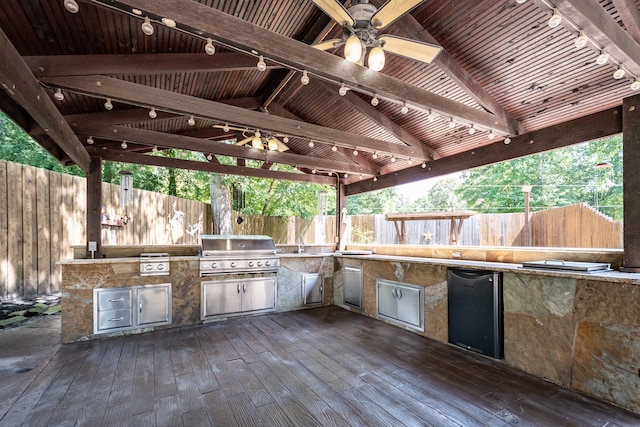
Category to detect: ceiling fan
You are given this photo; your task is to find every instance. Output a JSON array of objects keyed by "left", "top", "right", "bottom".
[
  {"left": 311, "top": 0, "right": 442, "bottom": 71},
  {"left": 235, "top": 130, "right": 290, "bottom": 152}
]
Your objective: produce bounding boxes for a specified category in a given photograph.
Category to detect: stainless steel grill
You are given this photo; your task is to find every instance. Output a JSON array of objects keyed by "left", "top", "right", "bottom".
[
  {"left": 139, "top": 253, "right": 170, "bottom": 276},
  {"left": 199, "top": 235, "right": 279, "bottom": 276}
]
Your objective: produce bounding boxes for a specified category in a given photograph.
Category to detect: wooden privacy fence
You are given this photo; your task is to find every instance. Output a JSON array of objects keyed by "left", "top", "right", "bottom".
[{"left": 0, "top": 160, "right": 211, "bottom": 299}]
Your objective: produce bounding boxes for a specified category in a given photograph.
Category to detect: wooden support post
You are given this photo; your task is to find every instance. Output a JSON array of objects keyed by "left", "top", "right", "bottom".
[
  {"left": 622, "top": 94, "right": 640, "bottom": 271},
  {"left": 86, "top": 156, "right": 102, "bottom": 259},
  {"left": 337, "top": 181, "right": 347, "bottom": 248}
]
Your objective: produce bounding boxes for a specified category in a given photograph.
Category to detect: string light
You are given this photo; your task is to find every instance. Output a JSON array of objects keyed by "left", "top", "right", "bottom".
[
  {"left": 488, "top": 130, "right": 495, "bottom": 140},
  {"left": 373, "top": 176, "right": 378, "bottom": 182},
  {"left": 86, "top": 136, "right": 94, "bottom": 144},
  {"left": 339, "top": 84, "right": 348, "bottom": 96},
  {"left": 448, "top": 118, "right": 456, "bottom": 129},
  {"left": 427, "top": 110, "right": 436, "bottom": 122},
  {"left": 344, "top": 173, "right": 349, "bottom": 179},
  {"left": 504, "top": 137, "right": 512, "bottom": 145},
  {"left": 574, "top": 31, "right": 588, "bottom": 49},
  {"left": 613, "top": 65, "right": 625, "bottom": 79},
  {"left": 53, "top": 88, "right": 64, "bottom": 101},
  {"left": 421, "top": 162, "right": 427, "bottom": 169},
  {"left": 308, "top": 140, "right": 314, "bottom": 148},
  {"left": 204, "top": 38, "right": 215, "bottom": 55},
  {"left": 148, "top": 107, "right": 157, "bottom": 118},
  {"left": 300, "top": 70, "right": 309, "bottom": 85},
  {"left": 64, "top": 0, "right": 79, "bottom": 13},
  {"left": 631, "top": 78, "right": 640, "bottom": 91},
  {"left": 223, "top": 123, "right": 230, "bottom": 132},
  {"left": 283, "top": 135, "right": 289, "bottom": 143},
  {"left": 152, "top": 145, "right": 158, "bottom": 152},
  {"left": 104, "top": 98, "right": 113, "bottom": 110},
  {"left": 141, "top": 17, "right": 154, "bottom": 36},
  {"left": 390, "top": 155, "right": 396, "bottom": 163},
  {"left": 121, "top": 140, "right": 128, "bottom": 149},
  {"left": 468, "top": 125, "right": 476, "bottom": 135},
  {"left": 188, "top": 115, "right": 195, "bottom": 126},
  {"left": 372, "top": 152, "right": 378, "bottom": 159},
  {"left": 596, "top": 49, "right": 609, "bottom": 65},
  {"left": 371, "top": 95, "right": 379, "bottom": 106},
  {"left": 548, "top": 9, "right": 562, "bottom": 28},
  {"left": 400, "top": 102, "right": 409, "bottom": 114},
  {"left": 207, "top": 153, "right": 213, "bottom": 160},
  {"left": 353, "top": 148, "right": 358, "bottom": 156},
  {"left": 332, "top": 145, "right": 337, "bottom": 152},
  {"left": 256, "top": 55, "right": 267, "bottom": 72}
]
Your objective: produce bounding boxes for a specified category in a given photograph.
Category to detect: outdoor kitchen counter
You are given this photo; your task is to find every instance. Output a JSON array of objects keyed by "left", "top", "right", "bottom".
[{"left": 332, "top": 253, "right": 640, "bottom": 415}]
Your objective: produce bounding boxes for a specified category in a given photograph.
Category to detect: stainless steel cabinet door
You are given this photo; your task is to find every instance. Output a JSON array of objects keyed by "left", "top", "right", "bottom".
[
  {"left": 137, "top": 284, "right": 171, "bottom": 326},
  {"left": 377, "top": 281, "right": 398, "bottom": 319},
  {"left": 243, "top": 277, "right": 276, "bottom": 312},
  {"left": 202, "top": 281, "right": 243, "bottom": 317},
  {"left": 303, "top": 273, "right": 323, "bottom": 305},
  {"left": 396, "top": 285, "right": 422, "bottom": 328},
  {"left": 343, "top": 267, "right": 363, "bottom": 308}
]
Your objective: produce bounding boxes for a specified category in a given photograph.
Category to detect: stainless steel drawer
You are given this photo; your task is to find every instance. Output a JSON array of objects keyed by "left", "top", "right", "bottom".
[
  {"left": 97, "top": 309, "right": 132, "bottom": 330},
  {"left": 97, "top": 289, "right": 132, "bottom": 310}
]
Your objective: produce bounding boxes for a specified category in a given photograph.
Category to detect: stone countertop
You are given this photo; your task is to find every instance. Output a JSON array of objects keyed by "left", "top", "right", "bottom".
[{"left": 59, "top": 252, "right": 640, "bottom": 284}]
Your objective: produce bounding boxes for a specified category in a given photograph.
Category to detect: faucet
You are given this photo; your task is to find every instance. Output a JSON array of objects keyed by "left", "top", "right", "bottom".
[{"left": 297, "top": 234, "right": 305, "bottom": 253}]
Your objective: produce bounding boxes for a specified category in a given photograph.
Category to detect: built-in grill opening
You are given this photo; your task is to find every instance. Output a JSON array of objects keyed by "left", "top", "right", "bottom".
[{"left": 199, "top": 235, "right": 279, "bottom": 276}]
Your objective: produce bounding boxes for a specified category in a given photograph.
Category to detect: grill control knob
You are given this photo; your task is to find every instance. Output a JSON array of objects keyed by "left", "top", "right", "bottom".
[
  {"left": 230, "top": 261, "right": 237, "bottom": 268},
  {"left": 211, "top": 262, "right": 217, "bottom": 269},
  {"left": 248, "top": 261, "right": 254, "bottom": 267},
  {"left": 257, "top": 261, "right": 263, "bottom": 267},
  {"left": 145, "top": 264, "right": 153, "bottom": 271},
  {"left": 265, "top": 261, "right": 271, "bottom": 266},
  {"left": 157, "top": 264, "right": 165, "bottom": 270}
]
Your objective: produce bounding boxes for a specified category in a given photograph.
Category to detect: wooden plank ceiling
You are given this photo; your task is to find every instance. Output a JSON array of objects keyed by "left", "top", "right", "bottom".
[{"left": 0, "top": 0, "right": 638, "bottom": 194}]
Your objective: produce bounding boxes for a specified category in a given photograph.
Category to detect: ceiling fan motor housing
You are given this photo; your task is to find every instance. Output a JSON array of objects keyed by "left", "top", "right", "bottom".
[{"left": 345, "top": 2, "right": 379, "bottom": 46}]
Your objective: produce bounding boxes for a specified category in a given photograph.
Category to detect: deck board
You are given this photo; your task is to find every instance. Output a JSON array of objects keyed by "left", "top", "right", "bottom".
[{"left": 1, "top": 306, "right": 640, "bottom": 426}]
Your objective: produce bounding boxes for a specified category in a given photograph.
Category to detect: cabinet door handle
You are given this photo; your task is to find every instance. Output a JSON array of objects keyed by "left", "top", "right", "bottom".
[
  {"left": 392, "top": 288, "right": 397, "bottom": 299},
  {"left": 237, "top": 283, "right": 241, "bottom": 294},
  {"left": 108, "top": 316, "right": 124, "bottom": 322},
  {"left": 107, "top": 298, "right": 124, "bottom": 302},
  {"left": 242, "top": 283, "right": 246, "bottom": 293},
  {"left": 397, "top": 288, "right": 403, "bottom": 300},
  {"left": 320, "top": 285, "right": 323, "bottom": 293},
  {"left": 139, "top": 300, "right": 143, "bottom": 313}
]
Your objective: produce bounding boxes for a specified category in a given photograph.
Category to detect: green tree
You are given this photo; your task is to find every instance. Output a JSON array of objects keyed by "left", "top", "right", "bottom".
[
  {"left": 347, "top": 188, "right": 409, "bottom": 214},
  {"left": 409, "top": 177, "right": 465, "bottom": 212}
]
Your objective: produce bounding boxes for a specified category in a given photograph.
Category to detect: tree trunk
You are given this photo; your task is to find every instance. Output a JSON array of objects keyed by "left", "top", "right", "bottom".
[{"left": 209, "top": 173, "right": 232, "bottom": 234}]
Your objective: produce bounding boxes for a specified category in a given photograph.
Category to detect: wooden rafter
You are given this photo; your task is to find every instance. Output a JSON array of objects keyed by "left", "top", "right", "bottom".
[
  {"left": 87, "top": 147, "right": 337, "bottom": 185},
  {"left": 610, "top": 0, "right": 640, "bottom": 44},
  {"left": 74, "top": 125, "right": 376, "bottom": 175},
  {"left": 0, "top": 27, "right": 90, "bottom": 172},
  {"left": 42, "top": 75, "right": 424, "bottom": 160},
  {"left": 347, "top": 106, "right": 623, "bottom": 195},
  {"left": 24, "top": 53, "right": 283, "bottom": 77},
  {"left": 93, "top": 0, "right": 516, "bottom": 135}
]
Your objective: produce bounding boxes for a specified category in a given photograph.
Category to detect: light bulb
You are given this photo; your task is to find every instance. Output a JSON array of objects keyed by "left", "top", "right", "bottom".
[
  {"left": 312, "top": 168, "right": 317, "bottom": 174},
  {"left": 344, "top": 34, "right": 362, "bottom": 63},
  {"left": 152, "top": 145, "right": 158, "bottom": 152},
  {"left": 488, "top": 130, "right": 495, "bottom": 140},
  {"left": 368, "top": 46, "right": 385, "bottom": 71},
  {"left": 207, "top": 153, "right": 213, "bottom": 160},
  {"left": 300, "top": 70, "right": 309, "bottom": 85},
  {"left": 504, "top": 137, "right": 511, "bottom": 145},
  {"left": 53, "top": 88, "right": 64, "bottom": 101},
  {"left": 256, "top": 55, "right": 267, "bottom": 72},
  {"left": 148, "top": 107, "right": 157, "bottom": 118},
  {"left": 223, "top": 123, "right": 230, "bottom": 132},
  {"left": 64, "top": 0, "right": 79, "bottom": 13},
  {"left": 267, "top": 139, "right": 278, "bottom": 151},
  {"left": 391, "top": 156, "right": 396, "bottom": 163},
  {"left": 332, "top": 145, "right": 337, "bottom": 152},
  {"left": 86, "top": 136, "right": 94, "bottom": 144},
  {"left": 548, "top": 9, "right": 562, "bottom": 28},
  {"left": 283, "top": 135, "right": 289, "bottom": 143},
  {"left": 205, "top": 38, "right": 215, "bottom": 55},
  {"left": 401, "top": 103, "right": 409, "bottom": 114},
  {"left": 631, "top": 78, "right": 640, "bottom": 91},
  {"left": 613, "top": 65, "right": 626, "bottom": 79},
  {"left": 353, "top": 149, "right": 358, "bottom": 156},
  {"left": 344, "top": 173, "right": 348, "bottom": 179},
  {"left": 359, "top": 174, "right": 363, "bottom": 180},
  {"left": 121, "top": 141, "right": 128, "bottom": 149},
  {"left": 448, "top": 118, "right": 456, "bottom": 128},
  {"left": 407, "top": 158, "right": 413, "bottom": 165},
  {"left": 104, "top": 98, "right": 113, "bottom": 110},
  {"left": 188, "top": 115, "right": 195, "bottom": 126},
  {"left": 252, "top": 132, "right": 262, "bottom": 149},
  {"left": 372, "top": 152, "right": 378, "bottom": 159},
  {"left": 421, "top": 162, "right": 427, "bottom": 169},
  {"left": 371, "top": 95, "right": 379, "bottom": 106},
  {"left": 596, "top": 49, "right": 609, "bottom": 65},
  {"left": 574, "top": 31, "right": 588, "bottom": 49},
  {"left": 161, "top": 18, "right": 176, "bottom": 28},
  {"left": 141, "top": 17, "right": 154, "bottom": 36},
  {"left": 427, "top": 110, "right": 435, "bottom": 122},
  {"left": 468, "top": 125, "right": 476, "bottom": 135},
  {"left": 373, "top": 176, "right": 378, "bottom": 182},
  {"left": 515, "top": 0, "right": 527, "bottom": 3},
  {"left": 309, "top": 141, "right": 314, "bottom": 148},
  {"left": 338, "top": 84, "right": 348, "bottom": 96}
]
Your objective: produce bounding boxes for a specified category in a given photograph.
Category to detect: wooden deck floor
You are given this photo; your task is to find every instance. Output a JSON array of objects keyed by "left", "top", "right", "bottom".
[{"left": 1, "top": 306, "right": 639, "bottom": 426}]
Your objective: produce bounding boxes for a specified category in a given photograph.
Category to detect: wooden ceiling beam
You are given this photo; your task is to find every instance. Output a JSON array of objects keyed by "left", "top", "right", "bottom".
[
  {"left": 0, "top": 27, "right": 90, "bottom": 172},
  {"left": 347, "top": 106, "right": 622, "bottom": 195},
  {"left": 610, "top": 0, "right": 640, "bottom": 44},
  {"left": 87, "top": 147, "right": 337, "bottom": 185},
  {"left": 24, "top": 53, "right": 283, "bottom": 77},
  {"left": 94, "top": 0, "right": 515, "bottom": 135},
  {"left": 539, "top": 0, "right": 640, "bottom": 76},
  {"left": 74, "top": 125, "right": 376, "bottom": 175},
  {"left": 42, "top": 75, "right": 423, "bottom": 160},
  {"left": 368, "top": 0, "right": 521, "bottom": 134}
]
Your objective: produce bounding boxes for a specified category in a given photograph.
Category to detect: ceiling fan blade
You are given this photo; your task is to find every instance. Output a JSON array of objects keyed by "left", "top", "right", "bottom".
[
  {"left": 313, "top": 38, "right": 344, "bottom": 51},
  {"left": 370, "top": 0, "right": 426, "bottom": 30},
  {"left": 311, "top": 0, "right": 354, "bottom": 27},
  {"left": 236, "top": 137, "right": 252, "bottom": 146},
  {"left": 267, "top": 137, "right": 289, "bottom": 152},
  {"left": 378, "top": 35, "right": 442, "bottom": 64}
]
